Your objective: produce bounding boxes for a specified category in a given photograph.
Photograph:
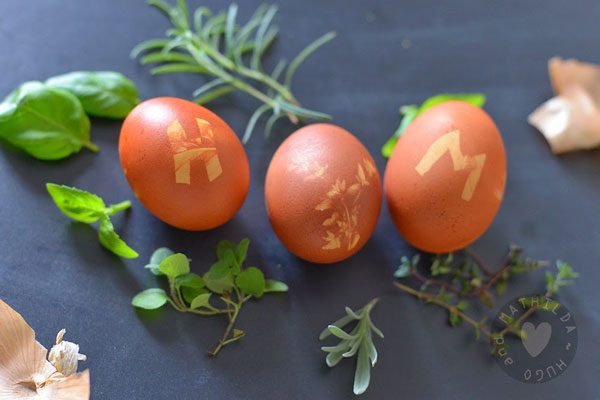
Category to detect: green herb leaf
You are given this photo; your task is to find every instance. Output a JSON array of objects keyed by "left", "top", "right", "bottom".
[
  {"left": 145, "top": 247, "right": 174, "bottom": 275},
  {"left": 264, "top": 279, "right": 288, "bottom": 293},
  {"left": 235, "top": 266, "right": 265, "bottom": 298},
  {"left": 393, "top": 256, "right": 412, "bottom": 278},
  {"left": 0, "top": 81, "right": 96, "bottom": 160},
  {"left": 190, "top": 293, "right": 212, "bottom": 310},
  {"left": 159, "top": 253, "right": 190, "bottom": 278},
  {"left": 203, "top": 260, "right": 234, "bottom": 294},
  {"left": 46, "top": 183, "right": 106, "bottom": 223},
  {"left": 98, "top": 215, "right": 139, "bottom": 259},
  {"left": 46, "top": 71, "right": 140, "bottom": 119},
  {"left": 132, "top": 288, "right": 169, "bottom": 309},
  {"left": 176, "top": 272, "right": 205, "bottom": 288},
  {"left": 182, "top": 286, "right": 208, "bottom": 304},
  {"left": 320, "top": 298, "right": 382, "bottom": 396},
  {"left": 381, "top": 93, "right": 486, "bottom": 158},
  {"left": 235, "top": 238, "right": 250, "bottom": 265},
  {"left": 217, "top": 240, "right": 235, "bottom": 260}
]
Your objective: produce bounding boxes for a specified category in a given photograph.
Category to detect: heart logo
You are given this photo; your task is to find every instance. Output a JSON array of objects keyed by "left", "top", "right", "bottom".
[{"left": 521, "top": 322, "right": 552, "bottom": 358}]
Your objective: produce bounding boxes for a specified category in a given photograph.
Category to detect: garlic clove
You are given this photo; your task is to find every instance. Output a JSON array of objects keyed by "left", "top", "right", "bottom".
[{"left": 48, "top": 330, "right": 87, "bottom": 377}]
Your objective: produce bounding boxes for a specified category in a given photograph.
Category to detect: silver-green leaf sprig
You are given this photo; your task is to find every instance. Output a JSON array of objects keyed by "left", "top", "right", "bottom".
[
  {"left": 132, "top": 239, "right": 288, "bottom": 357},
  {"left": 132, "top": 0, "right": 336, "bottom": 143},
  {"left": 46, "top": 183, "right": 138, "bottom": 259},
  {"left": 320, "top": 298, "right": 383, "bottom": 395}
]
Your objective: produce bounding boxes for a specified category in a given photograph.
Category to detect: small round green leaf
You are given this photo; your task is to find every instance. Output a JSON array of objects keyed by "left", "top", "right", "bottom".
[
  {"left": 264, "top": 279, "right": 288, "bottom": 293},
  {"left": 235, "top": 266, "right": 265, "bottom": 297},
  {"left": 190, "top": 293, "right": 212, "bottom": 310},
  {"left": 159, "top": 253, "right": 190, "bottom": 278},
  {"left": 132, "top": 288, "right": 168, "bottom": 310},
  {"left": 203, "top": 261, "right": 234, "bottom": 294}
]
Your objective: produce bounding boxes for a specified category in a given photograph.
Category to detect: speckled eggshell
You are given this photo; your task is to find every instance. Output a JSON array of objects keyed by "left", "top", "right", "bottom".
[
  {"left": 384, "top": 101, "right": 507, "bottom": 253},
  {"left": 265, "top": 124, "right": 382, "bottom": 264},
  {"left": 119, "top": 97, "right": 249, "bottom": 231}
]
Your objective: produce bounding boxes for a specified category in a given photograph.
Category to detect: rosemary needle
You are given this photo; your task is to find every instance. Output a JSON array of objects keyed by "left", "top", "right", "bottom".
[{"left": 132, "top": 0, "right": 336, "bottom": 143}]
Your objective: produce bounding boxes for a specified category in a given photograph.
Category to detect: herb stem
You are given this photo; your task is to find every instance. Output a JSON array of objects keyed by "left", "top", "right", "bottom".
[
  {"left": 106, "top": 200, "right": 132, "bottom": 216},
  {"left": 393, "top": 281, "right": 492, "bottom": 338},
  {"left": 465, "top": 247, "right": 494, "bottom": 276},
  {"left": 209, "top": 302, "right": 241, "bottom": 357},
  {"left": 82, "top": 141, "right": 100, "bottom": 153}
]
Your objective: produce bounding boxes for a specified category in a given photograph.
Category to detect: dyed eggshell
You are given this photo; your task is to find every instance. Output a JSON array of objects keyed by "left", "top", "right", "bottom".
[
  {"left": 265, "top": 124, "right": 382, "bottom": 264},
  {"left": 384, "top": 101, "right": 506, "bottom": 253},
  {"left": 119, "top": 97, "right": 249, "bottom": 230}
]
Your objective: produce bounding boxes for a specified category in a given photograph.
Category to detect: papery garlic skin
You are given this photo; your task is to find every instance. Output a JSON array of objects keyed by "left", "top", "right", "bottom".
[
  {"left": 528, "top": 88, "right": 600, "bottom": 154},
  {"left": 47, "top": 330, "right": 87, "bottom": 377},
  {"left": 529, "top": 57, "right": 600, "bottom": 154}
]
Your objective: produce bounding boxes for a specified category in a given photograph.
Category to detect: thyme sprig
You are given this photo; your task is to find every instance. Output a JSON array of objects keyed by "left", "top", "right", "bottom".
[
  {"left": 393, "top": 246, "right": 578, "bottom": 341},
  {"left": 132, "top": 0, "right": 335, "bottom": 143},
  {"left": 320, "top": 298, "right": 383, "bottom": 395}
]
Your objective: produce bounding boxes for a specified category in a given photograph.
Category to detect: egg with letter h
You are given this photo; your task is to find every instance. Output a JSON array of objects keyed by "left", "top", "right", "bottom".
[
  {"left": 119, "top": 97, "right": 250, "bottom": 230},
  {"left": 384, "top": 101, "right": 506, "bottom": 253},
  {"left": 265, "top": 124, "right": 382, "bottom": 264}
]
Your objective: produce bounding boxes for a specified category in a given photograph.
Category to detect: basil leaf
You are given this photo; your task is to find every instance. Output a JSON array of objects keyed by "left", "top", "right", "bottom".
[
  {"left": 235, "top": 266, "right": 265, "bottom": 298},
  {"left": 264, "top": 279, "right": 288, "bottom": 293},
  {"left": 46, "top": 183, "right": 106, "bottom": 223},
  {"left": 381, "top": 105, "right": 418, "bottom": 158},
  {"left": 159, "top": 253, "right": 190, "bottom": 278},
  {"left": 98, "top": 215, "right": 139, "bottom": 259},
  {"left": 203, "top": 260, "right": 234, "bottom": 294},
  {"left": 419, "top": 93, "right": 486, "bottom": 113},
  {"left": 46, "top": 71, "right": 140, "bottom": 119},
  {"left": 132, "top": 288, "right": 169, "bottom": 309},
  {"left": 0, "top": 81, "right": 96, "bottom": 160},
  {"left": 381, "top": 93, "right": 486, "bottom": 158}
]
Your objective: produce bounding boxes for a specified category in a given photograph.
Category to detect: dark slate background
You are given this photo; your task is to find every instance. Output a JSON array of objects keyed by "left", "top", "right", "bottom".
[{"left": 1, "top": 0, "right": 599, "bottom": 399}]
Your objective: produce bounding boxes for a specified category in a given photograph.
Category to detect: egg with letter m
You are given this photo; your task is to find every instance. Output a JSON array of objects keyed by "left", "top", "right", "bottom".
[{"left": 384, "top": 101, "right": 506, "bottom": 253}]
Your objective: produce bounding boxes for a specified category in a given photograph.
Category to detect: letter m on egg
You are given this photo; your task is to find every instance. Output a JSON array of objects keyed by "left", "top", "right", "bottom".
[
  {"left": 167, "top": 118, "right": 223, "bottom": 184},
  {"left": 415, "top": 130, "right": 486, "bottom": 201}
]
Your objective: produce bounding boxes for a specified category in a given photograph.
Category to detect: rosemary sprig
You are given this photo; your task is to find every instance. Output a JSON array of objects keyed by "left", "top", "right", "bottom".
[
  {"left": 320, "top": 298, "right": 383, "bottom": 395},
  {"left": 393, "top": 246, "right": 578, "bottom": 341},
  {"left": 132, "top": 0, "right": 336, "bottom": 143},
  {"left": 132, "top": 239, "right": 288, "bottom": 357}
]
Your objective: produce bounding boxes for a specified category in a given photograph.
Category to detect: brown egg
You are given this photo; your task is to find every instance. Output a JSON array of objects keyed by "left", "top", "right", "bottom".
[
  {"left": 265, "top": 124, "right": 382, "bottom": 264},
  {"left": 384, "top": 101, "right": 506, "bottom": 253},
  {"left": 119, "top": 97, "right": 249, "bottom": 230}
]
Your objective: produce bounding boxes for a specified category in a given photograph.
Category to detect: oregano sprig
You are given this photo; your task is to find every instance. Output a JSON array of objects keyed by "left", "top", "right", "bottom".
[
  {"left": 132, "top": 0, "right": 336, "bottom": 143},
  {"left": 132, "top": 238, "right": 288, "bottom": 357},
  {"left": 319, "top": 298, "right": 383, "bottom": 395},
  {"left": 393, "top": 245, "right": 578, "bottom": 341},
  {"left": 46, "top": 183, "right": 138, "bottom": 259}
]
